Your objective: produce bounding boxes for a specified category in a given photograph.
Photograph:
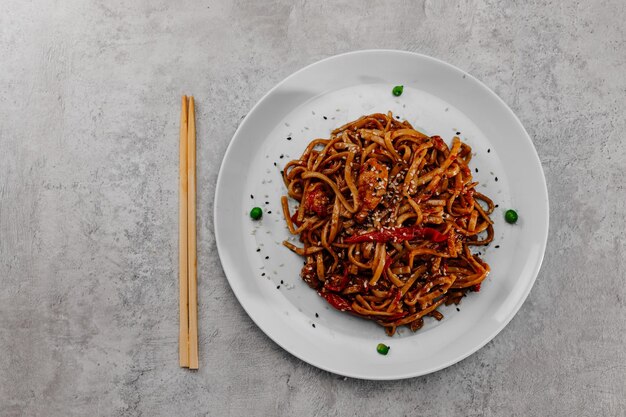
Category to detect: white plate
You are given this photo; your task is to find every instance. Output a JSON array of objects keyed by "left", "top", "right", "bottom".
[{"left": 214, "top": 50, "right": 549, "bottom": 380}]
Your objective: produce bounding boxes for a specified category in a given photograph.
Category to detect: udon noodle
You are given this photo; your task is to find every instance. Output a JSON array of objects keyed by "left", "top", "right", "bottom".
[{"left": 281, "top": 112, "right": 494, "bottom": 336}]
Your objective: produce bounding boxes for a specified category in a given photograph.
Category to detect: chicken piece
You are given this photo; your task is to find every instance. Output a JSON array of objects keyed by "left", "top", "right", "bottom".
[
  {"left": 305, "top": 184, "right": 330, "bottom": 217},
  {"left": 355, "top": 158, "right": 388, "bottom": 223}
]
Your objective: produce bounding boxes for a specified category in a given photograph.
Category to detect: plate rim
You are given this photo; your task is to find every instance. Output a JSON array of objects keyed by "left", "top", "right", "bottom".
[{"left": 214, "top": 49, "right": 549, "bottom": 380}]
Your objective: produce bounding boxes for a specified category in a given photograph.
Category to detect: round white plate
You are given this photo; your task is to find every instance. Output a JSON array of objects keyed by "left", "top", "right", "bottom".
[{"left": 214, "top": 50, "right": 549, "bottom": 380}]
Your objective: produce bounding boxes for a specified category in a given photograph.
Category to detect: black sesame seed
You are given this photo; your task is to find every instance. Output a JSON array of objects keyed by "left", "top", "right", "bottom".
[
  {"left": 495, "top": 204, "right": 499, "bottom": 208},
  {"left": 487, "top": 149, "right": 491, "bottom": 153},
  {"left": 312, "top": 323, "right": 316, "bottom": 328},
  {"left": 280, "top": 280, "right": 284, "bottom": 284},
  {"left": 265, "top": 256, "right": 269, "bottom": 259},
  {"left": 276, "top": 285, "right": 280, "bottom": 289},
  {"left": 287, "top": 136, "right": 292, "bottom": 140},
  {"left": 456, "top": 307, "right": 460, "bottom": 312},
  {"left": 273, "top": 162, "right": 277, "bottom": 166},
  {"left": 256, "top": 248, "right": 260, "bottom": 252},
  {"left": 323, "top": 116, "right": 327, "bottom": 120},
  {"left": 315, "top": 313, "right": 319, "bottom": 318},
  {"left": 268, "top": 211, "right": 272, "bottom": 214},
  {"left": 261, "top": 273, "right": 265, "bottom": 276},
  {"left": 475, "top": 168, "right": 478, "bottom": 173},
  {"left": 495, "top": 177, "right": 498, "bottom": 182},
  {"left": 279, "top": 154, "right": 284, "bottom": 159},
  {"left": 265, "top": 201, "right": 269, "bottom": 204},
  {"left": 250, "top": 194, "right": 254, "bottom": 199},
  {"left": 456, "top": 131, "right": 461, "bottom": 135}
]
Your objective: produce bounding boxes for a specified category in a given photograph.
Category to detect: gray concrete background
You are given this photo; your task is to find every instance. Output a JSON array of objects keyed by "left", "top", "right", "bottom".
[{"left": 1, "top": 0, "right": 625, "bottom": 416}]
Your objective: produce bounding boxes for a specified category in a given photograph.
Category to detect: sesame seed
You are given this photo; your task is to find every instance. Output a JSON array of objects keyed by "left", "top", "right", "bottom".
[
  {"left": 311, "top": 323, "right": 316, "bottom": 328},
  {"left": 250, "top": 194, "right": 254, "bottom": 199}
]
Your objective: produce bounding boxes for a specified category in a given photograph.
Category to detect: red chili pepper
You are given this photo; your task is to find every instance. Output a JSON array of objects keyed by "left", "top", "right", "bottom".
[
  {"left": 421, "top": 228, "right": 449, "bottom": 242},
  {"left": 344, "top": 226, "right": 447, "bottom": 244},
  {"left": 319, "top": 291, "right": 352, "bottom": 312},
  {"left": 472, "top": 283, "right": 481, "bottom": 292}
]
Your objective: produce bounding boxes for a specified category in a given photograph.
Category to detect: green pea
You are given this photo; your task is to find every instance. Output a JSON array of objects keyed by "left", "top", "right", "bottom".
[
  {"left": 392, "top": 85, "right": 404, "bottom": 96},
  {"left": 376, "top": 343, "right": 390, "bottom": 355},
  {"left": 250, "top": 207, "right": 263, "bottom": 220},
  {"left": 505, "top": 209, "right": 518, "bottom": 224}
]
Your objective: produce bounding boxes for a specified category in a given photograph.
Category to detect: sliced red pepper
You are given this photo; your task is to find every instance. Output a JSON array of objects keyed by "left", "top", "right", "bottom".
[
  {"left": 384, "top": 255, "right": 394, "bottom": 269},
  {"left": 344, "top": 226, "right": 447, "bottom": 244},
  {"left": 420, "top": 228, "right": 448, "bottom": 243},
  {"left": 319, "top": 291, "right": 352, "bottom": 312}
]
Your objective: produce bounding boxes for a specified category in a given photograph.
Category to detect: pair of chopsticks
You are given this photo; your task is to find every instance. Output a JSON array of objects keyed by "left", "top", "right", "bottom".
[{"left": 179, "top": 95, "right": 199, "bottom": 369}]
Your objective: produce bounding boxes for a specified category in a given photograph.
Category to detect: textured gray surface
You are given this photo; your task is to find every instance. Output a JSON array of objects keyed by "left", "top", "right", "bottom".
[{"left": 1, "top": 0, "right": 625, "bottom": 416}]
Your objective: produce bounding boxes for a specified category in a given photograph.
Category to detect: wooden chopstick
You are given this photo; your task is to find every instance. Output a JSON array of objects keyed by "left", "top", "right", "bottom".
[
  {"left": 179, "top": 96, "right": 190, "bottom": 367},
  {"left": 187, "top": 96, "right": 199, "bottom": 369}
]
